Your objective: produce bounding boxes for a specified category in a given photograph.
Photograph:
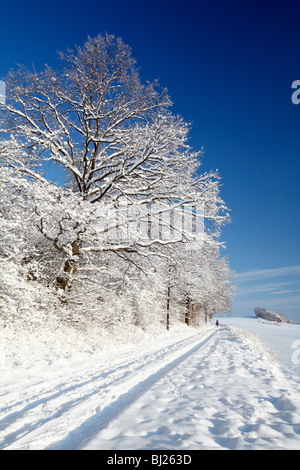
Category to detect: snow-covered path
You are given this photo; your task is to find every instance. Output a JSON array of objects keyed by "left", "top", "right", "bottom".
[
  {"left": 1, "top": 321, "right": 299, "bottom": 450},
  {"left": 83, "top": 325, "right": 300, "bottom": 450},
  {"left": 0, "top": 328, "right": 215, "bottom": 450}
]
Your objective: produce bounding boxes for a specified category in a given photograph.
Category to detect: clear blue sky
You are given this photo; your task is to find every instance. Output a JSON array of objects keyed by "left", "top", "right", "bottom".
[{"left": 1, "top": 0, "right": 299, "bottom": 320}]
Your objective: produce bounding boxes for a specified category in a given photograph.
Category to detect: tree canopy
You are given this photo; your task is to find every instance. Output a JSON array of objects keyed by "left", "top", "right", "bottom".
[{"left": 0, "top": 34, "right": 235, "bottom": 334}]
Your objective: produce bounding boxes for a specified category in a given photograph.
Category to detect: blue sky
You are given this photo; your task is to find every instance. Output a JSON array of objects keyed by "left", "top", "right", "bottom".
[{"left": 1, "top": 0, "right": 299, "bottom": 320}]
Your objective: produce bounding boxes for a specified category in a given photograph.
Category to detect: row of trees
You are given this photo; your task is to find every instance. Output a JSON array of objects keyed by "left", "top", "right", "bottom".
[{"left": 0, "top": 34, "right": 234, "bottom": 334}]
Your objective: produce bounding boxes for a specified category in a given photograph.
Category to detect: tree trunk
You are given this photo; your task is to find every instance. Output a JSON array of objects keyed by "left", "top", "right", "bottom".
[
  {"left": 166, "top": 284, "right": 171, "bottom": 330},
  {"left": 56, "top": 241, "right": 79, "bottom": 293},
  {"left": 185, "top": 295, "right": 191, "bottom": 326}
]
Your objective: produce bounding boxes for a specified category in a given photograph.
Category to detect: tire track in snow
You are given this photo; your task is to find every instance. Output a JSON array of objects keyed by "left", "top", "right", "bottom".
[
  {"left": 82, "top": 326, "right": 300, "bottom": 450},
  {"left": 0, "top": 328, "right": 216, "bottom": 450},
  {"left": 53, "top": 329, "right": 217, "bottom": 450}
]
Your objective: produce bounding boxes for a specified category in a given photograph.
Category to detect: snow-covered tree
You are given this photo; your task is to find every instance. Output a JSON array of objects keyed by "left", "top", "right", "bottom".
[
  {"left": 0, "top": 33, "right": 234, "bottom": 332},
  {"left": 159, "top": 240, "right": 235, "bottom": 328},
  {"left": 1, "top": 34, "right": 228, "bottom": 291},
  {"left": 0, "top": 168, "right": 64, "bottom": 328},
  {"left": 1, "top": 34, "right": 197, "bottom": 202}
]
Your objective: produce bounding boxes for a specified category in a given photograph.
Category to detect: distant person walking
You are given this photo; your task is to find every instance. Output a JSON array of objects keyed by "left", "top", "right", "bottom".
[{"left": 216, "top": 320, "right": 219, "bottom": 326}]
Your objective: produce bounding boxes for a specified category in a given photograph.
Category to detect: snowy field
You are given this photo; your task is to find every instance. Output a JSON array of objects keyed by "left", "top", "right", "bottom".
[{"left": 0, "top": 316, "right": 299, "bottom": 450}]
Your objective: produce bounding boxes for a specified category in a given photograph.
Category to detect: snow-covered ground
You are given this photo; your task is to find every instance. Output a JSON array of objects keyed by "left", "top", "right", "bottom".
[{"left": 0, "top": 316, "right": 299, "bottom": 450}]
